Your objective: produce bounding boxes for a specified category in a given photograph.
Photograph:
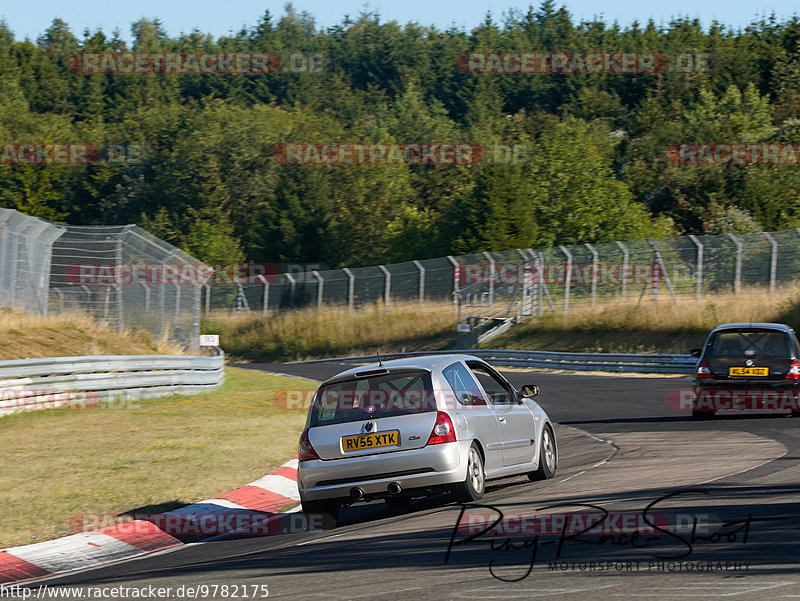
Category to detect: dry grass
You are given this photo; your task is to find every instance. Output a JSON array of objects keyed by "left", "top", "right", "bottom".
[
  {"left": 0, "top": 309, "right": 184, "bottom": 359},
  {"left": 489, "top": 288, "right": 800, "bottom": 354},
  {"left": 0, "top": 366, "right": 316, "bottom": 548},
  {"left": 204, "top": 301, "right": 458, "bottom": 361}
]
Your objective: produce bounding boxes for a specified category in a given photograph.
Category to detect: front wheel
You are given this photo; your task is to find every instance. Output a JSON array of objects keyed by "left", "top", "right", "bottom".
[
  {"left": 451, "top": 443, "right": 485, "bottom": 503},
  {"left": 528, "top": 425, "right": 556, "bottom": 481}
]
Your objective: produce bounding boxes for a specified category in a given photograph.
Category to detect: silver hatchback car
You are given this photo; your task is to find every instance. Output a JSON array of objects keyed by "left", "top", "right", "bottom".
[{"left": 297, "top": 354, "right": 557, "bottom": 520}]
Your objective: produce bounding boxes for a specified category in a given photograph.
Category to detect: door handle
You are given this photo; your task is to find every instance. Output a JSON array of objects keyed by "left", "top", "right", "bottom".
[{"left": 498, "top": 417, "right": 506, "bottom": 424}]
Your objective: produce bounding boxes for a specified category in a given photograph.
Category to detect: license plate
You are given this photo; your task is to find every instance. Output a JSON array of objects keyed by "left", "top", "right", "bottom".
[
  {"left": 342, "top": 430, "right": 400, "bottom": 451},
  {"left": 728, "top": 367, "right": 768, "bottom": 377}
]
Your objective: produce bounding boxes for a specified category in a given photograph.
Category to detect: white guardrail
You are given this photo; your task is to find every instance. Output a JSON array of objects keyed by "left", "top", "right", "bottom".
[
  {"left": 288, "top": 349, "right": 697, "bottom": 375},
  {"left": 0, "top": 352, "right": 225, "bottom": 416}
]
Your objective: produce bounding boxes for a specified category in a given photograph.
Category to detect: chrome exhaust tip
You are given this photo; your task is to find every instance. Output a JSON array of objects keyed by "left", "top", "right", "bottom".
[
  {"left": 387, "top": 482, "right": 402, "bottom": 495},
  {"left": 350, "top": 487, "right": 364, "bottom": 500}
]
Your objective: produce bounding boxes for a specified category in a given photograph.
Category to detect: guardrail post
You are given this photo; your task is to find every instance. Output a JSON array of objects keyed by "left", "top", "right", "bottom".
[
  {"left": 311, "top": 270, "right": 324, "bottom": 310},
  {"left": 413, "top": 260, "right": 425, "bottom": 313},
  {"left": 482, "top": 251, "right": 496, "bottom": 313},
  {"left": 559, "top": 246, "right": 572, "bottom": 315},
  {"left": 379, "top": 265, "right": 391, "bottom": 314},
  {"left": 202, "top": 284, "right": 210, "bottom": 317},
  {"left": 342, "top": 267, "right": 355, "bottom": 312},
  {"left": 728, "top": 233, "right": 743, "bottom": 294},
  {"left": 688, "top": 234, "right": 704, "bottom": 303},
  {"left": 763, "top": 232, "right": 778, "bottom": 294},
  {"left": 256, "top": 274, "right": 270, "bottom": 315},
  {"left": 447, "top": 255, "right": 460, "bottom": 313},
  {"left": 585, "top": 243, "right": 598, "bottom": 306},
  {"left": 615, "top": 241, "right": 629, "bottom": 300}
]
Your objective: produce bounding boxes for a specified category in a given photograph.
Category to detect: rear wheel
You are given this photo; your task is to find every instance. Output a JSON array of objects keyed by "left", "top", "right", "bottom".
[
  {"left": 528, "top": 425, "right": 556, "bottom": 481},
  {"left": 301, "top": 499, "right": 341, "bottom": 525},
  {"left": 451, "top": 443, "right": 485, "bottom": 503},
  {"left": 692, "top": 410, "right": 715, "bottom": 421}
]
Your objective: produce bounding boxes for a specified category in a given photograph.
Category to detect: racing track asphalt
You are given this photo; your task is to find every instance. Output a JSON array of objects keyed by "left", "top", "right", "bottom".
[{"left": 22, "top": 364, "right": 800, "bottom": 600}]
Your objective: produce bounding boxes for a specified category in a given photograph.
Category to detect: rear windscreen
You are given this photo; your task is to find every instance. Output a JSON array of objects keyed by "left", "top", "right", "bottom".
[
  {"left": 707, "top": 330, "right": 790, "bottom": 358},
  {"left": 309, "top": 370, "right": 436, "bottom": 426}
]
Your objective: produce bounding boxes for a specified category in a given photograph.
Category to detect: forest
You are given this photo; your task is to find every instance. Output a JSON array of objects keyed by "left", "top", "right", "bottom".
[{"left": 1, "top": 1, "right": 800, "bottom": 266}]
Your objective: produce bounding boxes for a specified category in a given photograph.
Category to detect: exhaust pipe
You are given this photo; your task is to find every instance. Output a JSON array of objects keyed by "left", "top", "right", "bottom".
[
  {"left": 387, "top": 482, "right": 402, "bottom": 495},
  {"left": 349, "top": 487, "right": 364, "bottom": 500}
]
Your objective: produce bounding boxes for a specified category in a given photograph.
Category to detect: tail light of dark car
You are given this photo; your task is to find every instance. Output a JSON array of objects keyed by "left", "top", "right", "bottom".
[
  {"left": 298, "top": 428, "right": 320, "bottom": 461},
  {"left": 786, "top": 360, "right": 800, "bottom": 380},
  {"left": 426, "top": 411, "right": 456, "bottom": 445},
  {"left": 696, "top": 358, "right": 711, "bottom": 378}
]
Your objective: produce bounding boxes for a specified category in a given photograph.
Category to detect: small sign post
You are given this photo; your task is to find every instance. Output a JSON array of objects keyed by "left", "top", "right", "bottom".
[{"left": 199, "top": 334, "right": 219, "bottom": 347}]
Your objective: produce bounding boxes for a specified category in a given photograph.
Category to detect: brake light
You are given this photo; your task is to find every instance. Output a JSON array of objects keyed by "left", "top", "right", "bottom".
[
  {"left": 298, "top": 428, "right": 320, "bottom": 461},
  {"left": 697, "top": 358, "right": 711, "bottom": 379},
  {"left": 786, "top": 360, "right": 800, "bottom": 380},
  {"left": 427, "top": 411, "right": 456, "bottom": 445}
]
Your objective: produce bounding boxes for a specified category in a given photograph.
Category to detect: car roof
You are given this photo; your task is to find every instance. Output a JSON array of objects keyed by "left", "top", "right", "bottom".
[
  {"left": 709, "top": 322, "right": 793, "bottom": 334},
  {"left": 323, "top": 353, "right": 483, "bottom": 383}
]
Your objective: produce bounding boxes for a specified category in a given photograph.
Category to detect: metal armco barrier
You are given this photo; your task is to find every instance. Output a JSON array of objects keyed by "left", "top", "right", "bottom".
[
  {"left": 0, "top": 352, "right": 225, "bottom": 416},
  {"left": 287, "top": 349, "right": 697, "bottom": 374}
]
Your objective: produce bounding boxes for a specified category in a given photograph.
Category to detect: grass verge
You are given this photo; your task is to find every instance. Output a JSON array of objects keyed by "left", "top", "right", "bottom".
[
  {"left": 0, "top": 366, "right": 316, "bottom": 548},
  {"left": 489, "top": 289, "right": 800, "bottom": 353},
  {"left": 204, "top": 301, "right": 457, "bottom": 362},
  {"left": 0, "top": 309, "right": 183, "bottom": 359}
]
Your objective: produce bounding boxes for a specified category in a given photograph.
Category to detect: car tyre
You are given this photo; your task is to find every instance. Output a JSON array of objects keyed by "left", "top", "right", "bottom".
[
  {"left": 692, "top": 410, "right": 715, "bottom": 421},
  {"left": 528, "top": 425, "right": 557, "bottom": 481},
  {"left": 301, "top": 499, "right": 341, "bottom": 526},
  {"left": 451, "top": 443, "right": 485, "bottom": 503}
]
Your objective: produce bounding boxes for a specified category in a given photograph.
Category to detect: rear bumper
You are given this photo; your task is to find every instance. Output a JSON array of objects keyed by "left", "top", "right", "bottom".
[
  {"left": 298, "top": 440, "right": 468, "bottom": 502},
  {"left": 692, "top": 381, "right": 800, "bottom": 411}
]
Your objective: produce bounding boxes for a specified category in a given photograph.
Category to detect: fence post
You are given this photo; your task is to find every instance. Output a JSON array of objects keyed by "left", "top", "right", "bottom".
[
  {"left": 52, "top": 288, "right": 64, "bottom": 312},
  {"left": 115, "top": 234, "right": 124, "bottom": 332},
  {"left": 764, "top": 232, "right": 778, "bottom": 294},
  {"left": 647, "top": 238, "right": 678, "bottom": 306},
  {"left": 559, "top": 246, "right": 572, "bottom": 315},
  {"left": 342, "top": 268, "right": 355, "bottom": 312},
  {"left": 447, "top": 256, "right": 460, "bottom": 314},
  {"left": 174, "top": 283, "right": 181, "bottom": 321},
  {"left": 203, "top": 284, "right": 210, "bottom": 317},
  {"left": 285, "top": 272, "right": 296, "bottom": 308},
  {"left": 413, "top": 260, "right": 425, "bottom": 313},
  {"left": 532, "top": 250, "right": 555, "bottom": 312},
  {"left": 256, "top": 274, "right": 270, "bottom": 315},
  {"left": 312, "top": 270, "right": 324, "bottom": 310},
  {"left": 614, "top": 241, "right": 629, "bottom": 300},
  {"left": 379, "top": 265, "right": 391, "bottom": 314},
  {"left": 688, "top": 234, "right": 704, "bottom": 303},
  {"left": 585, "top": 243, "right": 598, "bottom": 307},
  {"left": 482, "top": 251, "right": 495, "bottom": 313},
  {"left": 728, "top": 233, "right": 743, "bottom": 295}
]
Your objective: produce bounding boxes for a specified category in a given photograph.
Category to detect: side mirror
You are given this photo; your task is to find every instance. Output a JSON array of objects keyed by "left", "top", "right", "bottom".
[
  {"left": 520, "top": 384, "right": 539, "bottom": 398},
  {"left": 690, "top": 348, "right": 702, "bottom": 358}
]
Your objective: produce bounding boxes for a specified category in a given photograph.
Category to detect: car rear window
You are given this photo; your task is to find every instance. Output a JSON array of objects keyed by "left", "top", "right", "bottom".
[
  {"left": 707, "top": 329, "right": 791, "bottom": 358},
  {"left": 309, "top": 370, "right": 436, "bottom": 426}
]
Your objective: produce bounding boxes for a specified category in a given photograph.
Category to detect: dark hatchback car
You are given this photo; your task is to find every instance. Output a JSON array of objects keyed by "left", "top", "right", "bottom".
[{"left": 691, "top": 322, "right": 800, "bottom": 420}]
